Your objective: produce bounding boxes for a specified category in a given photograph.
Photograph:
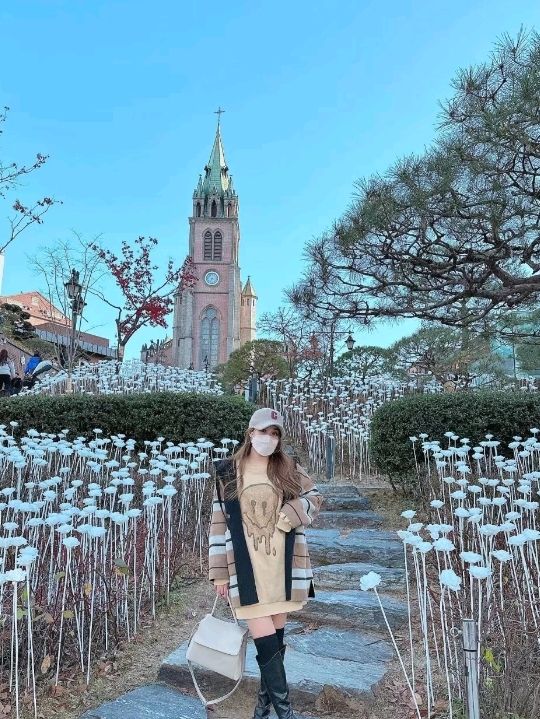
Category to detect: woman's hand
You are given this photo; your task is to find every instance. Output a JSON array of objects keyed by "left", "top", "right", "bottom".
[{"left": 215, "top": 582, "right": 229, "bottom": 599}]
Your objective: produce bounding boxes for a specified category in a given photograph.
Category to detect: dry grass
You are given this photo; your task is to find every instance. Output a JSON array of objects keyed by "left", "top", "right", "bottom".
[{"left": 17, "top": 578, "right": 211, "bottom": 719}]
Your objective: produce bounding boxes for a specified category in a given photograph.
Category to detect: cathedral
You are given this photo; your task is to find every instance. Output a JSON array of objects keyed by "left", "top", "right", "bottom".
[{"left": 170, "top": 117, "right": 257, "bottom": 369}]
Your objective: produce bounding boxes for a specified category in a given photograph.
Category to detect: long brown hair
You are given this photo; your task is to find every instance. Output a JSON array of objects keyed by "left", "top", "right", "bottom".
[
  {"left": 0, "top": 349, "right": 8, "bottom": 364},
  {"left": 230, "top": 427, "right": 302, "bottom": 500}
]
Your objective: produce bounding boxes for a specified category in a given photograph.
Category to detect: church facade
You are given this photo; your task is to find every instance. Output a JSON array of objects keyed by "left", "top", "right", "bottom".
[{"left": 171, "top": 120, "right": 256, "bottom": 370}]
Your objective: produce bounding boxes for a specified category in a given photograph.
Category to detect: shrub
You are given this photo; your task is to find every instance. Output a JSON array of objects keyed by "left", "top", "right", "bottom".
[
  {"left": 0, "top": 392, "right": 254, "bottom": 444},
  {"left": 370, "top": 391, "right": 540, "bottom": 491}
]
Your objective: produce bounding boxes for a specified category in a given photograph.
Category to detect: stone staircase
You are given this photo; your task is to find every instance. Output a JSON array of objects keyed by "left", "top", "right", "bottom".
[{"left": 80, "top": 483, "right": 406, "bottom": 718}]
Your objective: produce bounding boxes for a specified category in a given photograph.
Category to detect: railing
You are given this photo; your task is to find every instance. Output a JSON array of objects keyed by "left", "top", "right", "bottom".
[{"left": 34, "top": 329, "right": 118, "bottom": 358}]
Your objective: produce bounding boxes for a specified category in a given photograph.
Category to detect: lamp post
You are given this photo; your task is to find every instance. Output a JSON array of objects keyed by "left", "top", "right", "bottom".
[
  {"left": 204, "top": 354, "right": 209, "bottom": 374},
  {"left": 64, "top": 268, "right": 84, "bottom": 393},
  {"left": 345, "top": 332, "right": 356, "bottom": 352},
  {"left": 248, "top": 365, "right": 259, "bottom": 403},
  {"left": 328, "top": 319, "right": 336, "bottom": 377}
]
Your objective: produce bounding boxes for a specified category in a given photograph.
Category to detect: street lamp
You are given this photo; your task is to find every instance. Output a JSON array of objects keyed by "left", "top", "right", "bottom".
[
  {"left": 345, "top": 333, "right": 356, "bottom": 352},
  {"left": 64, "top": 268, "right": 84, "bottom": 392},
  {"left": 204, "top": 354, "right": 209, "bottom": 374},
  {"left": 64, "top": 269, "right": 82, "bottom": 302},
  {"left": 323, "top": 317, "right": 337, "bottom": 378}
]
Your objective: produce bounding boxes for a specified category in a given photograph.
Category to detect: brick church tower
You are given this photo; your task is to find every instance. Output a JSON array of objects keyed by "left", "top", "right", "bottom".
[{"left": 172, "top": 117, "right": 257, "bottom": 369}]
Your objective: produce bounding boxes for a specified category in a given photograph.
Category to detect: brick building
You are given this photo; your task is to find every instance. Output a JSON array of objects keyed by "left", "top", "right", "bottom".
[{"left": 0, "top": 291, "right": 116, "bottom": 361}]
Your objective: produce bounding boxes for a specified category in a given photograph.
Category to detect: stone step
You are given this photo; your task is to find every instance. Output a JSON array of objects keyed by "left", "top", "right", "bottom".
[
  {"left": 313, "top": 510, "right": 383, "bottom": 529},
  {"left": 307, "top": 528, "right": 403, "bottom": 567},
  {"left": 79, "top": 683, "right": 206, "bottom": 719},
  {"left": 296, "top": 589, "right": 408, "bottom": 631},
  {"left": 79, "top": 682, "right": 317, "bottom": 719},
  {"left": 316, "top": 483, "right": 373, "bottom": 511},
  {"left": 316, "top": 483, "right": 362, "bottom": 496},
  {"left": 313, "top": 561, "right": 406, "bottom": 592},
  {"left": 321, "top": 494, "right": 371, "bottom": 512},
  {"left": 159, "top": 624, "right": 393, "bottom": 711}
]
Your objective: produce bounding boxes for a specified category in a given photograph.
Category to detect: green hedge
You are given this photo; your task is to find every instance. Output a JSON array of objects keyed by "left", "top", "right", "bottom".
[
  {"left": 370, "top": 391, "right": 540, "bottom": 490},
  {"left": 0, "top": 392, "right": 254, "bottom": 444}
]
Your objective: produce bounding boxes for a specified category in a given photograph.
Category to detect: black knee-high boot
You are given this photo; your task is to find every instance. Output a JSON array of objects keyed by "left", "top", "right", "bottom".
[
  {"left": 253, "top": 645, "right": 286, "bottom": 718},
  {"left": 256, "top": 649, "right": 296, "bottom": 719},
  {"left": 253, "top": 632, "right": 284, "bottom": 719}
]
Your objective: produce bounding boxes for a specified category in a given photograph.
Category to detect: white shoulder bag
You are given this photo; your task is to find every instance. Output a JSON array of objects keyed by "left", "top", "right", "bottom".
[{"left": 186, "top": 594, "right": 249, "bottom": 707}]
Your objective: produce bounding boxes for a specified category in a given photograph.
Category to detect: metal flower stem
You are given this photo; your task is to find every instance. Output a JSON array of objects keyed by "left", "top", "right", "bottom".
[{"left": 373, "top": 586, "right": 421, "bottom": 719}]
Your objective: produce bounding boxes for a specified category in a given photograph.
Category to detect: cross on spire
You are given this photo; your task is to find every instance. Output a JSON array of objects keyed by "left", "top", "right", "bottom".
[{"left": 214, "top": 106, "right": 225, "bottom": 126}]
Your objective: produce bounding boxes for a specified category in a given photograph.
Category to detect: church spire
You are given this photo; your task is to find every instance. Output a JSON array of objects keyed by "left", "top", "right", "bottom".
[
  {"left": 242, "top": 276, "right": 256, "bottom": 297},
  {"left": 193, "top": 110, "right": 238, "bottom": 218},
  {"left": 202, "top": 123, "right": 230, "bottom": 195}
]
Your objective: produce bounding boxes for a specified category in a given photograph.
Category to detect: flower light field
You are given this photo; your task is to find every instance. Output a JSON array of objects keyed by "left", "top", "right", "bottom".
[
  {"left": 0, "top": 420, "right": 235, "bottom": 718},
  {"left": 357, "top": 431, "right": 540, "bottom": 718},
  {"left": 5, "top": 360, "right": 540, "bottom": 717},
  {"left": 21, "top": 360, "right": 222, "bottom": 397}
]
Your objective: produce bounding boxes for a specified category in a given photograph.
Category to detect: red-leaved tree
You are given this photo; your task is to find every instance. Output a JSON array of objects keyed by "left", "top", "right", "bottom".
[{"left": 92, "top": 236, "right": 197, "bottom": 359}]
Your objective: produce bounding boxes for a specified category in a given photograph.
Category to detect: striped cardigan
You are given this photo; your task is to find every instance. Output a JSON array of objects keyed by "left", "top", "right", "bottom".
[{"left": 208, "top": 458, "right": 323, "bottom": 609}]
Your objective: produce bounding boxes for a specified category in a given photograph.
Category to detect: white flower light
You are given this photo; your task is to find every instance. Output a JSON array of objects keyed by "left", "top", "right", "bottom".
[
  {"left": 479, "top": 524, "right": 501, "bottom": 537},
  {"left": 440, "top": 569, "right": 462, "bottom": 591},
  {"left": 469, "top": 566, "right": 492, "bottom": 580},
  {"left": 460, "top": 551, "right": 483, "bottom": 564},
  {"left": 434, "top": 538, "right": 455, "bottom": 553},
  {"left": 492, "top": 550, "right": 512, "bottom": 562},
  {"left": 62, "top": 537, "right": 80, "bottom": 549},
  {"left": 5, "top": 568, "right": 26, "bottom": 582},
  {"left": 359, "top": 571, "right": 382, "bottom": 591}
]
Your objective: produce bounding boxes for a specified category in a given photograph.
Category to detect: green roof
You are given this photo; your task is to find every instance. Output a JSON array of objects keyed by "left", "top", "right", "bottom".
[{"left": 201, "top": 125, "right": 231, "bottom": 195}]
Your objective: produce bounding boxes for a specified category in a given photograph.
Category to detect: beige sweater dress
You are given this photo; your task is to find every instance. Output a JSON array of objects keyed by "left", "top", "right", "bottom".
[{"left": 216, "top": 461, "right": 306, "bottom": 620}]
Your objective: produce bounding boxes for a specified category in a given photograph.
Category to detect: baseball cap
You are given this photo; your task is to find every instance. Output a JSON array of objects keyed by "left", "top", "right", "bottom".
[{"left": 248, "top": 407, "right": 284, "bottom": 432}]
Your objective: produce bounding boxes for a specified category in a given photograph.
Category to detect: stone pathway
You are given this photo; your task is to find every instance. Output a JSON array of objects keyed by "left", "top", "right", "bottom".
[{"left": 80, "top": 484, "right": 406, "bottom": 718}]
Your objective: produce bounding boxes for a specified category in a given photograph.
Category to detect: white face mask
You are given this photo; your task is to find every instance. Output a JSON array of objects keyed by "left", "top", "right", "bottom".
[{"left": 251, "top": 434, "right": 279, "bottom": 457}]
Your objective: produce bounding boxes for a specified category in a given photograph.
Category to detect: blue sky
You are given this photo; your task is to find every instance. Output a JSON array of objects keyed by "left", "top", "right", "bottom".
[{"left": 2, "top": 0, "right": 539, "bottom": 358}]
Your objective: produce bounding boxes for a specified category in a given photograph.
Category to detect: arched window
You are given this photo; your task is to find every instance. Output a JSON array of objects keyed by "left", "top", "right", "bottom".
[
  {"left": 213, "top": 231, "right": 223, "bottom": 261},
  {"left": 227, "top": 203, "right": 232, "bottom": 217},
  {"left": 203, "top": 231, "right": 212, "bottom": 261},
  {"left": 200, "top": 306, "right": 220, "bottom": 368},
  {"left": 211, "top": 200, "right": 217, "bottom": 218},
  {"left": 196, "top": 202, "right": 201, "bottom": 217}
]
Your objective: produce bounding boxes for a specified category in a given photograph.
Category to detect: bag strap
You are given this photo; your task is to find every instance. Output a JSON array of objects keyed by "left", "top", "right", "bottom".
[
  {"left": 210, "top": 592, "right": 239, "bottom": 625},
  {"left": 187, "top": 652, "right": 246, "bottom": 707}
]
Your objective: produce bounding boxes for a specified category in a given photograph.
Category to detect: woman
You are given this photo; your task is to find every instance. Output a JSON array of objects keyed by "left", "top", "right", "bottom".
[
  {"left": 0, "top": 349, "right": 15, "bottom": 396},
  {"left": 209, "top": 407, "right": 323, "bottom": 719}
]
